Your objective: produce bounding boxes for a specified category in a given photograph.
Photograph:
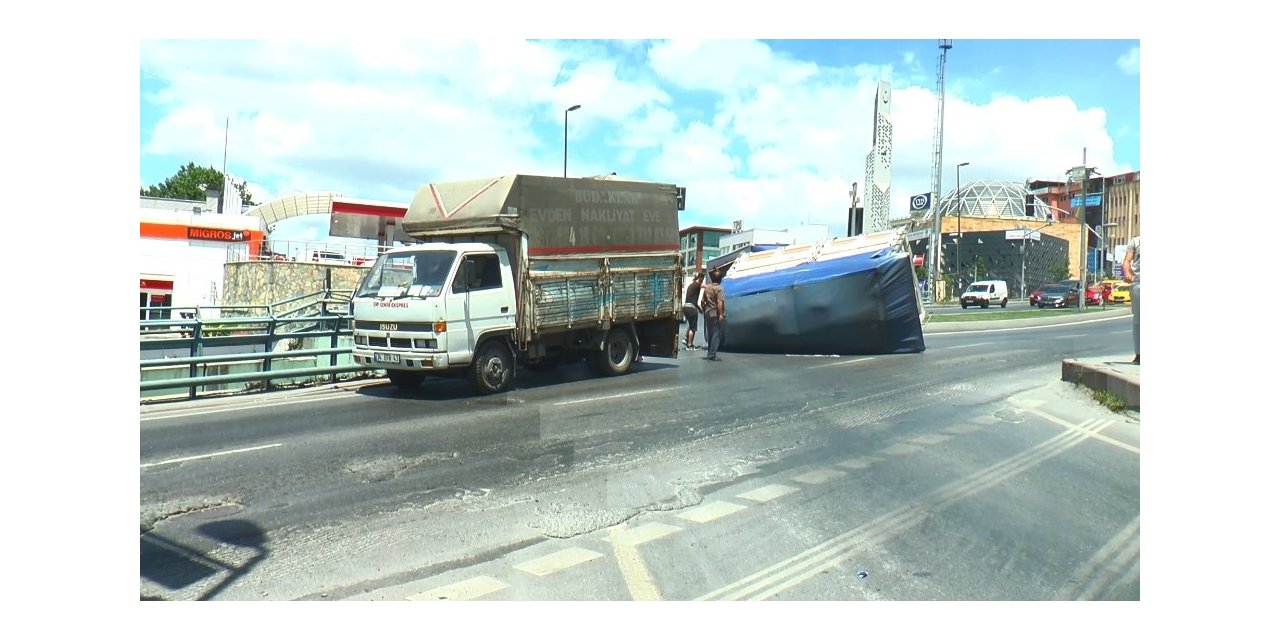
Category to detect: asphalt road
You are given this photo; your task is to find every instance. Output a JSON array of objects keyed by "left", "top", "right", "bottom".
[{"left": 140, "top": 313, "right": 1138, "bottom": 602}]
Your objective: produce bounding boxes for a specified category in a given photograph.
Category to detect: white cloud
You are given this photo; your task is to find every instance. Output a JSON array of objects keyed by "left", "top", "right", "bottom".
[
  {"left": 648, "top": 40, "right": 818, "bottom": 97},
  {"left": 141, "top": 39, "right": 1129, "bottom": 242},
  {"left": 1117, "top": 46, "right": 1139, "bottom": 75}
]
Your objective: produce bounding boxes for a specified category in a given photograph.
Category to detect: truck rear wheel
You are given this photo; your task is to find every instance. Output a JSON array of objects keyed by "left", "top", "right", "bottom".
[
  {"left": 387, "top": 370, "right": 425, "bottom": 390},
  {"left": 470, "top": 339, "right": 514, "bottom": 394},
  {"left": 588, "top": 328, "right": 635, "bottom": 376}
]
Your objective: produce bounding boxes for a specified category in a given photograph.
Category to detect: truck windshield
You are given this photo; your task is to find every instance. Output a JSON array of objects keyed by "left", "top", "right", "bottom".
[{"left": 355, "top": 250, "right": 457, "bottom": 298}]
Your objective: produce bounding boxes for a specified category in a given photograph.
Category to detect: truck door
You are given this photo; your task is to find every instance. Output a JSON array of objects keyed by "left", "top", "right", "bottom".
[{"left": 446, "top": 253, "right": 514, "bottom": 362}]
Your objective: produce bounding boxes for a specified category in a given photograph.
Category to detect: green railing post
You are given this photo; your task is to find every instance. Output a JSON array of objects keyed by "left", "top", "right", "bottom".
[
  {"left": 325, "top": 313, "right": 335, "bottom": 378},
  {"left": 264, "top": 317, "right": 276, "bottom": 392},
  {"left": 141, "top": 289, "right": 358, "bottom": 402},
  {"left": 189, "top": 314, "right": 202, "bottom": 401}
]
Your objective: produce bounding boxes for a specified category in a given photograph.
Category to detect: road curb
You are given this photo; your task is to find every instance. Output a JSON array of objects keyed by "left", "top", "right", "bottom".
[{"left": 1062, "top": 357, "right": 1140, "bottom": 411}]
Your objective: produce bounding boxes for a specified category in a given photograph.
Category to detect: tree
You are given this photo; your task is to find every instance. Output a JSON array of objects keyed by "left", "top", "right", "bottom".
[
  {"left": 974, "top": 255, "right": 988, "bottom": 279},
  {"left": 140, "top": 162, "right": 256, "bottom": 207},
  {"left": 1050, "top": 262, "right": 1070, "bottom": 282}
]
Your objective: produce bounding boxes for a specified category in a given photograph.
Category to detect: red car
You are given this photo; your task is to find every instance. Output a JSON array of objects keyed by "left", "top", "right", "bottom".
[{"left": 1085, "top": 286, "right": 1103, "bottom": 306}]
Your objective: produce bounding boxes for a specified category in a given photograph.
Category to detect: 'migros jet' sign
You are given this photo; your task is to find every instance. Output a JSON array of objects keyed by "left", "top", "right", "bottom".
[{"left": 188, "top": 227, "right": 246, "bottom": 242}]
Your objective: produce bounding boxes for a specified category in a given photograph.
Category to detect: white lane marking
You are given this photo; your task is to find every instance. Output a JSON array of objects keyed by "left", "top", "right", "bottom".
[
  {"left": 677, "top": 501, "right": 748, "bottom": 524},
  {"left": 514, "top": 547, "right": 603, "bottom": 577},
  {"left": 698, "top": 418, "right": 1112, "bottom": 601},
  {"left": 1057, "top": 515, "right": 1141, "bottom": 600},
  {"left": 879, "top": 442, "right": 923, "bottom": 456},
  {"left": 793, "top": 469, "right": 848, "bottom": 485},
  {"left": 736, "top": 484, "right": 800, "bottom": 503},
  {"left": 1022, "top": 407, "right": 1140, "bottom": 454},
  {"left": 553, "top": 387, "right": 676, "bottom": 407},
  {"left": 140, "top": 443, "right": 282, "bottom": 469},
  {"left": 808, "top": 357, "right": 873, "bottom": 370},
  {"left": 1056, "top": 333, "right": 1088, "bottom": 339},
  {"left": 141, "top": 393, "right": 355, "bottom": 422},
  {"left": 607, "top": 524, "right": 665, "bottom": 601},
  {"left": 927, "top": 314, "right": 1127, "bottom": 335},
  {"left": 947, "top": 342, "right": 993, "bottom": 349},
  {"left": 601, "top": 522, "right": 682, "bottom": 546},
  {"left": 836, "top": 456, "right": 882, "bottom": 470},
  {"left": 407, "top": 576, "right": 508, "bottom": 601}
]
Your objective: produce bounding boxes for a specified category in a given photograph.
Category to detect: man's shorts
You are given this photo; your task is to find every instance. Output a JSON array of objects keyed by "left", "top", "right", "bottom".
[{"left": 683, "top": 305, "right": 700, "bottom": 331}]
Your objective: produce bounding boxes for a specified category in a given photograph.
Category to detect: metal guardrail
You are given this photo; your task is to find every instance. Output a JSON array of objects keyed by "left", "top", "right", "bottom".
[{"left": 140, "top": 288, "right": 372, "bottom": 401}]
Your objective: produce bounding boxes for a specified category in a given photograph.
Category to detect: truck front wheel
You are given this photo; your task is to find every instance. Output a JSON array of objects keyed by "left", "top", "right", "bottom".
[
  {"left": 470, "top": 340, "right": 514, "bottom": 394},
  {"left": 588, "top": 328, "right": 635, "bottom": 376}
]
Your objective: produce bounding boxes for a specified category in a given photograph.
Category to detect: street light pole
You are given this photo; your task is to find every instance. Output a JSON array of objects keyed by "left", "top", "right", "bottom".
[
  {"left": 955, "top": 162, "right": 968, "bottom": 295},
  {"left": 563, "top": 104, "right": 581, "bottom": 178}
]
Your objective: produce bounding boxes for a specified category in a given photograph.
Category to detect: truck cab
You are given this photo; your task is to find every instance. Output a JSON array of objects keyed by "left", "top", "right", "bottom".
[{"left": 351, "top": 243, "right": 519, "bottom": 392}]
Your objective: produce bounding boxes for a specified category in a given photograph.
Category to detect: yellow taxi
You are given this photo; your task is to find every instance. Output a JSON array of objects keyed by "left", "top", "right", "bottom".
[
  {"left": 1110, "top": 282, "right": 1131, "bottom": 303},
  {"left": 1098, "top": 278, "right": 1126, "bottom": 302}
]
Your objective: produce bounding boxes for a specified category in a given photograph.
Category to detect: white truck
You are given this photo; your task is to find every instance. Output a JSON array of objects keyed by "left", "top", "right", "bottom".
[{"left": 350, "top": 174, "right": 684, "bottom": 394}]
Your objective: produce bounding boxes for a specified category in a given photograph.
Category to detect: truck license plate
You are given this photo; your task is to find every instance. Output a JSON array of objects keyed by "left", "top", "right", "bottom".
[{"left": 375, "top": 353, "right": 401, "bottom": 364}]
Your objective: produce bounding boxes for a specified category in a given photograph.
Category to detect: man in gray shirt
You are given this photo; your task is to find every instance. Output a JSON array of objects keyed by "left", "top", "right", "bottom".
[{"left": 1122, "top": 236, "right": 1140, "bottom": 365}]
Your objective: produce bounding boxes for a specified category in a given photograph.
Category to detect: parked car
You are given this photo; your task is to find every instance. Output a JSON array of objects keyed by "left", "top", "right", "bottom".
[
  {"left": 1085, "top": 286, "right": 1103, "bottom": 306},
  {"left": 1037, "top": 285, "right": 1079, "bottom": 308},
  {"left": 1110, "top": 282, "right": 1131, "bottom": 303},
  {"left": 1056, "top": 279, "right": 1082, "bottom": 292},
  {"left": 960, "top": 280, "right": 1009, "bottom": 309},
  {"left": 1029, "top": 283, "right": 1054, "bottom": 306}
]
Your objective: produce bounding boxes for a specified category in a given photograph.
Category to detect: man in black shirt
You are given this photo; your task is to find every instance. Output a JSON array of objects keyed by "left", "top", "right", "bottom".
[{"left": 683, "top": 270, "right": 704, "bottom": 350}]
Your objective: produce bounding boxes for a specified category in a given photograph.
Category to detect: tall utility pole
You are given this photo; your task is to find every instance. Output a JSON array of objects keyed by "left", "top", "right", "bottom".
[
  {"left": 220, "top": 116, "right": 229, "bottom": 213},
  {"left": 925, "top": 39, "right": 953, "bottom": 304},
  {"left": 1067, "top": 148, "right": 1094, "bottom": 310}
]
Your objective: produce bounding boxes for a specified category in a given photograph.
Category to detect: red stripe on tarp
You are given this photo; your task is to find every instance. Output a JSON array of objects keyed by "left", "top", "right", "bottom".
[
  {"left": 140, "top": 279, "right": 173, "bottom": 290},
  {"left": 529, "top": 244, "right": 679, "bottom": 255},
  {"left": 429, "top": 184, "right": 448, "bottom": 219},
  {"left": 331, "top": 202, "right": 407, "bottom": 217}
]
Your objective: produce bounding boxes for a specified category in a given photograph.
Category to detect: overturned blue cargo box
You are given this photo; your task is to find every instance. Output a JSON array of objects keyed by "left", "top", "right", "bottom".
[{"left": 720, "top": 230, "right": 925, "bottom": 355}]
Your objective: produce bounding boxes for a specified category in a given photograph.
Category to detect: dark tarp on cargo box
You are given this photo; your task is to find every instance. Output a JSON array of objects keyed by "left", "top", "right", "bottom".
[{"left": 720, "top": 249, "right": 925, "bottom": 355}]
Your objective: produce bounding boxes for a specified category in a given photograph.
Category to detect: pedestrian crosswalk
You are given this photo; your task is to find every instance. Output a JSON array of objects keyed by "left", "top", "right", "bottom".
[{"left": 397, "top": 419, "right": 999, "bottom": 601}]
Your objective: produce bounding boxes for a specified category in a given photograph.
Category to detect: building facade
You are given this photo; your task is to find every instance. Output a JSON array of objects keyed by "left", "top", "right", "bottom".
[
  {"left": 1027, "top": 170, "right": 1140, "bottom": 279},
  {"left": 140, "top": 196, "right": 266, "bottom": 318},
  {"left": 863, "top": 80, "right": 894, "bottom": 233},
  {"left": 678, "top": 225, "right": 732, "bottom": 280},
  {"left": 904, "top": 173, "right": 1140, "bottom": 299}
]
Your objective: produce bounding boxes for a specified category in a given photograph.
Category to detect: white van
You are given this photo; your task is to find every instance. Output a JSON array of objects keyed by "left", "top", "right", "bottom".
[
  {"left": 960, "top": 279, "right": 1009, "bottom": 309},
  {"left": 304, "top": 249, "right": 348, "bottom": 265}
]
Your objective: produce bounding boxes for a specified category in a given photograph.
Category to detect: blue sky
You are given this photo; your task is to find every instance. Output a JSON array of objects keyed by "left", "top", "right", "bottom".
[{"left": 140, "top": 37, "right": 1138, "bottom": 244}]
